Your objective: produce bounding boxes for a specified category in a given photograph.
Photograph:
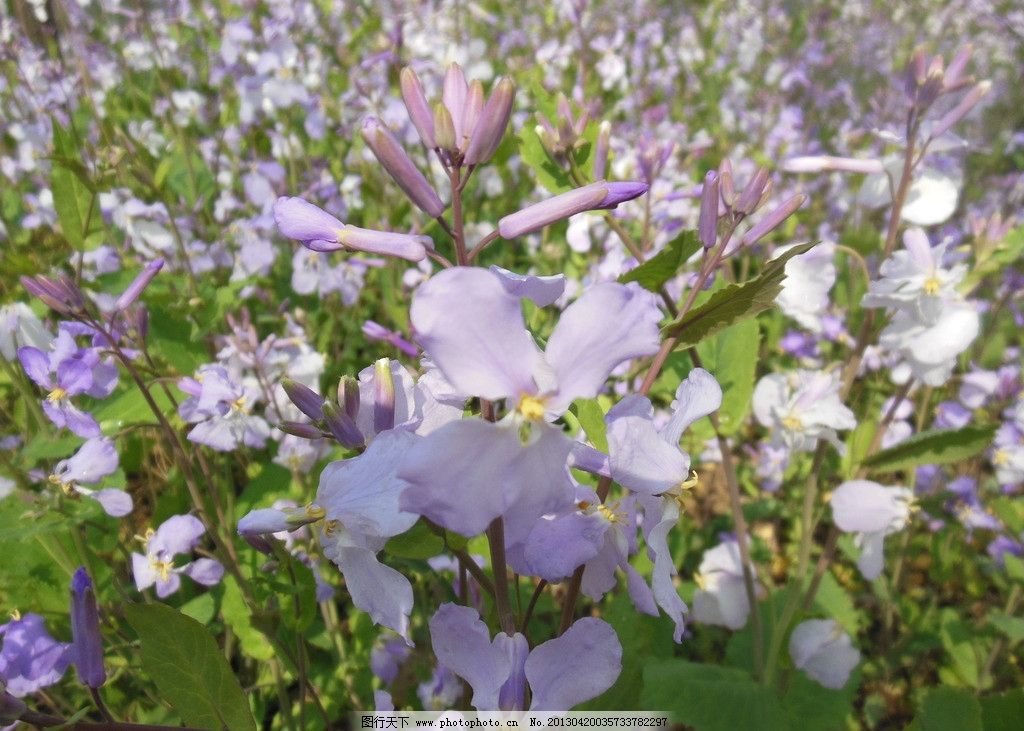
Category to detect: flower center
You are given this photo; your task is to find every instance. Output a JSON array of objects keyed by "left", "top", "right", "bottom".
[
  {"left": 993, "top": 449, "right": 1010, "bottom": 466},
  {"left": 923, "top": 276, "right": 941, "bottom": 295},
  {"left": 694, "top": 573, "right": 707, "bottom": 590},
  {"left": 231, "top": 395, "right": 248, "bottom": 412},
  {"left": 517, "top": 393, "right": 547, "bottom": 421},
  {"left": 48, "top": 473, "right": 76, "bottom": 496},
  {"left": 781, "top": 413, "right": 803, "bottom": 431},
  {"left": 149, "top": 556, "right": 173, "bottom": 582},
  {"left": 46, "top": 387, "right": 67, "bottom": 403}
]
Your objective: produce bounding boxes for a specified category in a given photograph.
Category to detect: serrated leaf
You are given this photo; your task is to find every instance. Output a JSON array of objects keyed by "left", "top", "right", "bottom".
[
  {"left": 663, "top": 242, "right": 817, "bottom": 349},
  {"left": 124, "top": 603, "right": 256, "bottom": 731},
  {"left": 917, "top": 686, "right": 983, "bottom": 731},
  {"left": 619, "top": 230, "right": 701, "bottom": 292},
  {"left": 640, "top": 660, "right": 786, "bottom": 731},
  {"left": 862, "top": 425, "right": 997, "bottom": 474}
]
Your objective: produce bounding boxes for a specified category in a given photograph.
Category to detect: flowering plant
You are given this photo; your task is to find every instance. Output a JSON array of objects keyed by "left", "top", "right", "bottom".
[{"left": 1, "top": 1, "right": 1022, "bottom": 728}]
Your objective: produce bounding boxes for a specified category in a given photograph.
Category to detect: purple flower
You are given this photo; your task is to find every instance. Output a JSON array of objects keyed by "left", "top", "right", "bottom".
[
  {"left": 18, "top": 340, "right": 105, "bottom": 438},
  {"left": 362, "top": 321, "right": 418, "bottom": 358},
  {"left": 178, "top": 366, "right": 270, "bottom": 451},
  {"left": 417, "top": 665, "right": 462, "bottom": 711},
  {"left": 0, "top": 613, "right": 70, "bottom": 697},
  {"left": 273, "top": 197, "right": 431, "bottom": 262},
  {"left": 69, "top": 568, "right": 105, "bottom": 688},
  {"left": 49, "top": 438, "right": 132, "bottom": 517},
  {"left": 428, "top": 603, "right": 621, "bottom": 711},
  {"left": 131, "top": 515, "right": 224, "bottom": 598},
  {"left": 370, "top": 637, "right": 412, "bottom": 686}
]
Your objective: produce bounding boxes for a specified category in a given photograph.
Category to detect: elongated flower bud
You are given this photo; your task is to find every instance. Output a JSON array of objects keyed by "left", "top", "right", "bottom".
[
  {"left": 443, "top": 63, "right": 468, "bottom": 143},
  {"left": 781, "top": 156, "right": 885, "bottom": 174},
  {"left": 400, "top": 67, "right": 435, "bottom": 148},
  {"left": 339, "top": 375, "right": 360, "bottom": 420},
  {"left": 698, "top": 171, "right": 720, "bottom": 249},
  {"left": 238, "top": 504, "right": 325, "bottom": 536},
  {"left": 70, "top": 567, "right": 105, "bottom": 689},
  {"left": 593, "top": 120, "right": 611, "bottom": 180},
  {"left": 434, "top": 102, "right": 457, "bottom": 151},
  {"left": 943, "top": 45, "right": 972, "bottom": 88},
  {"left": 741, "top": 194, "right": 807, "bottom": 246},
  {"left": 461, "top": 80, "right": 485, "bottom": 151},
  {"left": 735, "top": 168, "right": 770, "bottom": 215},
  {"left": 930, "top": 80, "right": 991, "bottom": 139},
  {"left": 595, "top": 181, "right": 649, "bottom": 209},
  {"left": 498, "top": 182, "right": 609, "bottom": 239},
  {"left": 374, "top": 358, "right": 396, "bottom": 433},
  {"left": 718, "top": 158, "right": 735, "bottom": 207},
  {"left": 322, "top": 402, "right": 364, "bottom": 448},
  {"left": 464, "top": 77, "right": 515, "bottom": 165},
  {"left": 337, "top": 225, "right": 433, "bottom": 262},
  {"left": 281, "top": 378, "right": 325, "bottom": 421},
  {"left": 361, "top": 117, "right": 445, "bottom": 217},
  {"left": 279, "top": 421, "right": 324, "bottom": 439},
  {"left": 114, "top": 258, "right": 164, "bottom": 311},
  {"left": 0, "top": 690, "right": 26, "bottom": 725}
]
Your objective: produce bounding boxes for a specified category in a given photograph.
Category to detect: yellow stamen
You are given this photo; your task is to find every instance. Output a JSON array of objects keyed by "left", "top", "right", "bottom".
[
  {"left": 231, "top": 395, "right": 248, "bottom": 412},
  {"left": 46, "top": 387, "right": 67, "bottom": 403},
  {"left": 148, "top": 556, "right": 173, "bottom": 583},
  {"left": 694, "top": 573, "right": 707, "bottom": 590},
  {"left": 48, "top": 473, "right": 76, "bottom": 496},
  {"left": 923, "top": 277, "right": 941, "bottom": 295},
  {"left": 305, "top": 504, "right": 326, "bottom": 521},
  {"left": 10, "top": 609, "right": 21, "bottom": 621},
  {"left": 323, "top": 519, "right": 340, "bottom": 535},
  {"left": 517, "top": 393, "right": 547, "bottom": 421},
  {"left": 993, "top": 449, "right": 1010, "bottom": 466},
  {"left": 781, "top": 414, "right": 803, "bottom": 431}
]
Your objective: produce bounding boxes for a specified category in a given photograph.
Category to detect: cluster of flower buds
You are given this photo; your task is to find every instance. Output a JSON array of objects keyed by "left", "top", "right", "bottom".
[
  {"left": 279, "top": 360, "right": 397, "bottom": 450},
  {"left": 400, "top": 62, "right": 516, "bottom": 170},
  {"left": 20, "top": 274, "right": 87, "bottom": 316},
  {"left": 903, "top": 44, "right": 991, "bottom": 134},
  {"left": 697, "top": 159, "right": 806, "bottom": 250},
  {"left": 535, "top": 93, "right": 590, "bottom": 158}
]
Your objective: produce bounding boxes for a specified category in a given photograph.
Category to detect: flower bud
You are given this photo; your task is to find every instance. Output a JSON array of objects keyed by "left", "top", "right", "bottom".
[
  {"left": 0, "top": 690, "right": 26, "bottom": 726},
  {"left": 70, "top": 567, "right": 105, "bottom": 689},
  {"left": 281, "top": 378, "right": 325, "bottom": 421},
  {"left": 930, "top": 80, "right": 991, "bottom": 139},
  {"left": 718, "top": 158, "right": 735, "bottom": 207},
  {"left": 339, "top": 375, "right": 360, "bottom": 420},
  {"left": 374, "top": 358, "right": 397, "bottom": 433},
  {"left": 400, "top": 67, "right": 435, "bottom": 149},
  {"left": 279, "top": 421, "right": 324, "bottom": 439},
  {"left": 361, "top": 117, "right": 445, "bottom": 217},
  {"left": 595, "top": 181, "right": 649, "bottom": 209},
  {"left": 781, "top": 156, "right": 884, "bottom": 174},
  {"left": 461, "top": 80, "right": 485, "bottom": 151},
  {"left": 464, "top": 77, "right": 515, "bottom": 165},
  {"left": 741, "top": 194, "right": 806, "bottom": 246},
  {"left": 238, "top": 504, "right": 325, "bottom": 536},
  {"left": 498, "top": 182, "right": 609, "bottom": 239},
  {"left": 735, "top": 168, "right": 770, "bottom": 215},
  {"left": 943, "top": 45, "right": 973, "bottom": 89},
  {"left": 322, "top": 402, "right": 364, "bottom": 448},
  {"left": 434, "top": 102, "right": 457, "bottom": 151},
  {"left": 698, "top": 170, "right": 720, "bottom": 249},
  {"left": 442, "top": 63, "right": 468, "bottom": 143},
  {"left": 114, "top": 258, "right": 164, "bottom": 311}
]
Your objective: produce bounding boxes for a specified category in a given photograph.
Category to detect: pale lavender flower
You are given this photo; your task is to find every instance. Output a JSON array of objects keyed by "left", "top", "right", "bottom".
[
  {"left": 131, "top": 515, "right": 224, "bottom": 598},
  {"left": 49, "top": 437, "right": 132, "bottom": 517},
  {"left": 789, "top": 620, "right": 860, "bottom": 689},
  {"left": 0, "top": 613, "right": 70, "bottom": 697}
]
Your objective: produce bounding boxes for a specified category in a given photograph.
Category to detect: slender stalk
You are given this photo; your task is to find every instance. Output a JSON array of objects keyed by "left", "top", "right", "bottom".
[
  {"left": 487, "top": 518, "right": 516, "bottom": 635},
  {"left": 522, "top": 579, "right": 548, "bottom": 630},
  {"left": 981, "top": 584, "right": 1022, "bottom": 685}
]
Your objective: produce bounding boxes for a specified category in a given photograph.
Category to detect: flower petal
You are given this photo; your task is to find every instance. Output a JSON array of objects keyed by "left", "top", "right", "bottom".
[
  {"left": 411, "top": 267, "right": 541, "bottom": 401},
  {"left": 429, "top": 603, "right": 511, "bottom": 710},
  {"left": 331, "top": 544, "right": 414, "bottom": 643},
  {"left": 489, "top": 266, "right": 566, "bottom": 307},
  {"left": 526, "top": 617, "right": 622, "bottom": 710},
  {"left": 273, "top": 197, "right": 344, "bottom": 244},
  {"left": 544, "top": 282, "right": 661, "bottom": 413}
]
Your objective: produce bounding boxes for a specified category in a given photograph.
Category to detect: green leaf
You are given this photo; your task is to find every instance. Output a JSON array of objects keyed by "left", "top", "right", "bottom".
[
  {"left": 917, "top": 686, "right": 983, "bottom": 731},
  {"left": 842, "top": 420, "right": 877, "bottom": 478},
  {"left": 962, "top": 225, "right": 1024, "bottom": 292},
  {"left": 781, "top": 671, "right": 857, "bottom": 731},
  {"left": 980, "top": 689, "right": 1024, "bottom": 731},
  {"left": 124, "top": 603, "right": 256, "bottom": 731},
  {"left": 939, "top": 609, "right": 982, "bottom": 688},
  {"left": 1004, "top": 554, "right": 1024, "bottom": 583},
  {"left": 385, "top": 520, "right": 445, "bottom": 559},
  {"left": 50, "top": 117, "right": 101, "bottom": 250},
  {"left": 220, "top": 576, "right": 274, "bottom": 661},
  {"left": 618, "top": 230, "right": 701, "bottom": 292},
  {"left": 663, "top": 243, "right": 817, "bottom": 349},
  {"left": 695, "top": 318, "right": 759, "bottom": 436},
  {"left": 179, "top": 592, "right": 217, "bottom": 625},
  {"left": 988, "top": 612, "right": 1024, "bottom": 643},
  {"left": 862, "top": 425, "right": 997, "bottom": 474},
  {"left": 517, "top": 124, "right": 574, "bottom": 194},
  {"left": 640, "top": 660, "right": 786, "bottom": 731},
  {"left": 571, "top": 398, "right": 608, "bottom": 453}
]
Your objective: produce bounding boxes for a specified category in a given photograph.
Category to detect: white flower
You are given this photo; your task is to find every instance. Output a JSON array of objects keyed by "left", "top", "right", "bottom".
[
  {"left": 830, "top": 480, "right": 914, "bottom": 579},
  {"left": 775, "top": 242, "right": 836, "bottom": 333},
  {"left": 692, "top": 540, "right": 761, "bottom": 630},
  {"left": 0, "top": 303, "right": 52, "bottom": 361},
  {"left": 753, "top": 369, "right": 856, "bottom": 452},
  {"left": 789, "top": 619, "right": 860, "bottom": 689}
]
